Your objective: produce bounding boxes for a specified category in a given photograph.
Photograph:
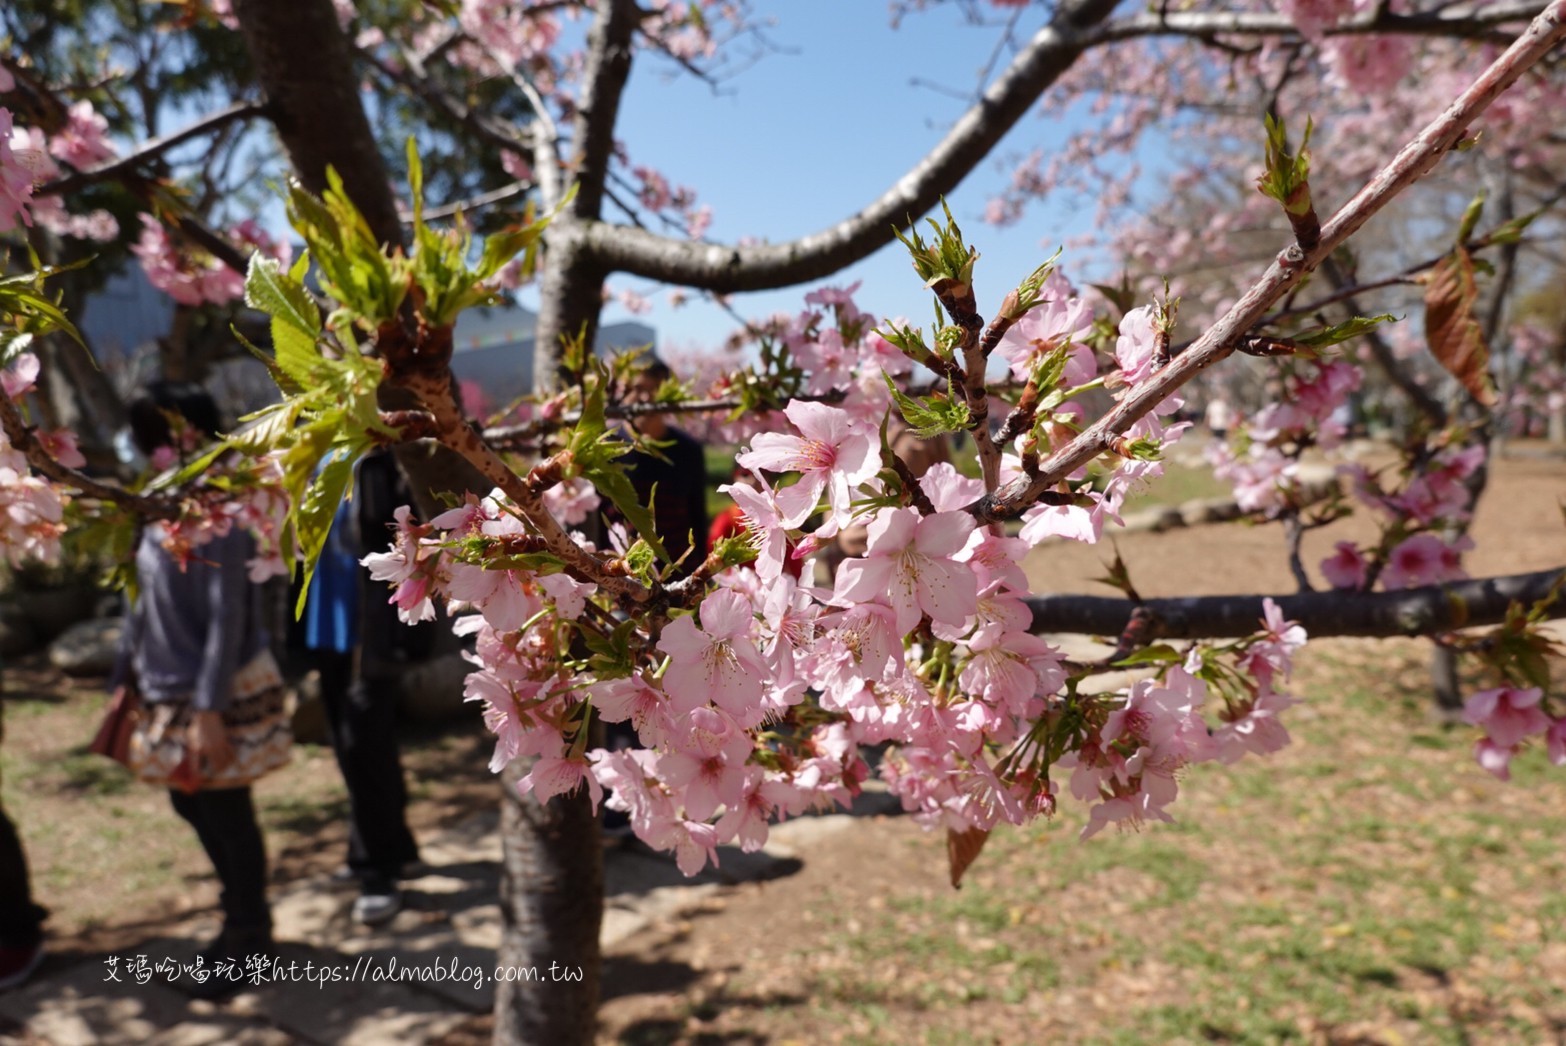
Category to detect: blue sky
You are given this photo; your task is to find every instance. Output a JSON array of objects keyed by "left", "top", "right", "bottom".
[{"left": 516, "top": 0, "right": 1109, "bottom": 352}]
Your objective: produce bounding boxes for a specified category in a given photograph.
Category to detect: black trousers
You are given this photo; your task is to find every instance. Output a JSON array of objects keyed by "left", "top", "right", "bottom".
[
  {"left": 169, "top": 786, "right": 270, "bottom": 935},
  {"left": 316, "top": 650, "right": 418, "bottom": 879},
  {"left": 0, "top": 804, "right": 46, "bottom": 949},
  {"left": 0, "top": 689, "right": 46, "bottom": 949}
]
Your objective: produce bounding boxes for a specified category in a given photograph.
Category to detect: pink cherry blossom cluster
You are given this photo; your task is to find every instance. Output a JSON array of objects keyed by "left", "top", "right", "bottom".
[
  {"left": 352, "top": 268, "right": 1314, "bottom": 873},
  {"left": 1207, "top": 359, "right": 1362, "bottom": 516},
  {"left": 163, "top": 452, "right": 294, "bottom": 583},
  {"left": 2, "top": 103, "right": 119, "bottom": 242},
  {"left": 0, "top": 354, "right": 69, "bottom": 567},
  {"left": 1500, "top": 322, "right": 1566, "bottom": 439},
  {"left": 1463, "top": 686, "right": 1566, "bottom": 781},
  {"left": 699, "top": 281, "right": 907, "bottom": 445},
  {"left": 1323, "top": 438, "right": 1485, "bottom": 591},
  {"left": 1014, "top": 285, "right": 1192, "bottom": 546},
  {"left": 359, "top": 450, "right": 1309, "bottom": 868},
  {"left": 1, "top": 348, "right": 291, "bottom": 580},
  {"left": 624, "top": 164, "right": 713, "bottom": 242},
  {"left": 1061, "top": 604, "right": 1302, "bottom": 839},
  {"left": 130, "top": 214, "right": 290, "bottom": 307},
  {"left": 0, "top": 108, "right": 39, "bottom": 233}
]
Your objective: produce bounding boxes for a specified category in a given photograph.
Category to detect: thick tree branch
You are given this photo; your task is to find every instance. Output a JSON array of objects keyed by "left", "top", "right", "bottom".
[
  {"left": 0, "top": 394, "right": 177, "bottom": 519},
  {"left": 35, "top": 100, "right": 269, "bottom": 199},
  {"left": 977, "top": 0, "right": 1566, "bottom": 523},
  {"left": 1026, "top": 567, "right": 1565, "bottom": 639},
  {"left": 1089, "top": 1, "right": 1549, "bottom": 44},
  {"left": 569, "top": 0, "right": 639, "bottom": 223},
  {"left": 569, "top": 0, "right": 1121, "bottom": 292}
]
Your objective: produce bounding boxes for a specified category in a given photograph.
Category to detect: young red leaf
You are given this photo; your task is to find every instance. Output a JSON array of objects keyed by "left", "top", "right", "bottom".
[
  {"left": 1422, "top": 249, "right": 1496, "bottom": 407},
  {"left": 947, "top": 826, "right": 990, "bottom": 888}
]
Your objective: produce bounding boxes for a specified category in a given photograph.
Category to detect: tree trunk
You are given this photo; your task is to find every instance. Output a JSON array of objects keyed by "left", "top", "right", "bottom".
[
  {"left": 494, "top": 764, "right": 603, "bottom": 1045},
  {"left": 230, "top": 3, "right": 605, "bottom": 1041},
  {"left": 1431, "top": 643, "right": 1464, "bottom": 713}
]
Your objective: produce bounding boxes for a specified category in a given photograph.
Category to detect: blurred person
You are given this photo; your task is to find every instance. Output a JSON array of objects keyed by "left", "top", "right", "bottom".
[
  {"left": 302, "top": 449, "right": 422, "bottom": 926},
  {"left": 612, "top": 358, "right": 710, "bottom": 579},
  {"left": 0, "top": 664, "right": 48, "bottom": 990},
  {"left": 112, "top": 381, "right": 287, "bottom": 998},
  {"left": 601, "top": 358, "right": 711, "bottom": 838}
]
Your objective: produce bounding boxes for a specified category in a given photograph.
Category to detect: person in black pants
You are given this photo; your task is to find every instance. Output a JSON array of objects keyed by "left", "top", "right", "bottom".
[
  {"left": 303, "top": 449, "right": 422, "bottom": 924},
  {"left": 600, "top": 358, "right": 711, "bottom": 836},
  {"left": 0, "top": 673, "right": 48, "bottom": 990},
  {"left": 117, "top": 382, "right": 277, "bottom": 998}
]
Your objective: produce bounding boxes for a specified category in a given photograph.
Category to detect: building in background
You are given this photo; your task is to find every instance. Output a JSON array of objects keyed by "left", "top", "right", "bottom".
[{"left": 75, "top": 265, "right": 655, "bottom": 420}]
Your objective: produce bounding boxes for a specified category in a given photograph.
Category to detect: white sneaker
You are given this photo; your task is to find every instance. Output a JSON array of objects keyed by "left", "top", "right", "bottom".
[{"left": 352, "top": 889, "right": 402, "bottom": 927}]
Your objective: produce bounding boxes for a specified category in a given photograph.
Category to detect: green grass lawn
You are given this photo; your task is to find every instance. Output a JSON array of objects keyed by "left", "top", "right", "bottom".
[{"left": 634, "top": 635, "right": 1566, "bottom": 1045}]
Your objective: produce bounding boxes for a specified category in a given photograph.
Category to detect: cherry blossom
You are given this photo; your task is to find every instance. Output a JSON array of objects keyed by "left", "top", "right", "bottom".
[
  {"left": 833, "top": 506, "right": 978, "bottom": 634},
  {"left": 1463, "top": 686, "right": 1549, "bottom": 750},
  {"left": 0, "top": 109, "right": 38, "bottom": 232},
  {"left": 736, "top": 400, "right": 878, "bottom": 528},
  {"left": 656, "top": 588, "right": 768, "bottom": 723}
]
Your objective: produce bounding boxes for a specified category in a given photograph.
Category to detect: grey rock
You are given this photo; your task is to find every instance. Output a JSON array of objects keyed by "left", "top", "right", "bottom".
[
  {"left": 1179, "top": 497, "right": 1242, "bottom": 525},
  {"left": 48, "top": 617, "right": 123, "bottom": 677}
]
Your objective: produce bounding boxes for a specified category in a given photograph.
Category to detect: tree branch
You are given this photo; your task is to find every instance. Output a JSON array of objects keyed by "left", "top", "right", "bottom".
[
  {"left": 1088, "top": 1, "right": 1549, "bottom": 44},
  {"left": 361, "top": 44, "right": 538, "bottom": 180},
  {"left": 976, "top": 0, "right": 1566, "bottom": 523},
  {"left": 569, "top": 0, "right": 1122, "bottom": 291},
  {"left": 34, "top": 100, "right": 269, "bottom": 199},
  {"left": 569, "top": 0, "right": 639, "bottom": 223},
  {"left": 1026, "top": 567, "right": 1565, "bottom": 639},
  {"left": 0, "top": 393, "right": 178, "bottom": 519},
  {"left": 411, "top": 180, "right": 533, "bottom": 224}
]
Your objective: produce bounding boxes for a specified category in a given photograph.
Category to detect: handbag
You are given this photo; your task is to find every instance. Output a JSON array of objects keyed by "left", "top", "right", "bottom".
[
  {"left": 127, "top": 648, "right": 293, "bottom": 793},
  {"left": 88, "top": 685, "right": 141, "bottom": 768}
]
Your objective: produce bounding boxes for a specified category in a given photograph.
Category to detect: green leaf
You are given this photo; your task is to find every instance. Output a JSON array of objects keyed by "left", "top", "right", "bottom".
[
  {"left": 1256, "top": 113, "right": 1314, "bottom": 217},
  {"left": 232, "top": 325, "right": 306, "bottom": 397},
  {"left": 585, "top": 460, "right": 670, "bottom": 568},
  {"left": 713, "top": 533, "right": 758, "bottom": 569},
  {"left": 569, "top": 371, "right": 671, "bottom": 565},
  {"left": 1485, "top": 210, "right": 1538, "bottom": 247},
  {"left": 1113, "top": 643, "right": 1182, "bottom": 667},
  {"left": 407, "top": 137, "right": 424, "bottom": 229},
  {"left": 1291, "top": 313, "right": 1398, "bottom": 348},
  {"left": 1004, "top": 247, "right": 1064, "bottom": 321},
  {"left": 622, "top": 538, "right": 658, "bottom": 584},
  {"left": 245, "top": 253, "right": 322, "bottom": 341},
  {"left": 893, "top": 198, "right": 978, "bottom": 291},
  {"left": 0, "top": 331, "right": 33, "bottom": 370},
  {"left": 246, "top": 256, "right": 326, "bottom": 389},
  {"left": 1456, "top": 190, "right": 1486, "bottom": 244},
  {"left": 475, "top": 184, "right": 577, "bottom": 282},
  {"left": 1090, "top": 276, "right": 1137, "bottom": 319},
  {"left": 292, "top": 446, "right": 364, "bottom": 617},
  {"left": 883, "top": 372, "right": 971, "bottom": 439}
]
